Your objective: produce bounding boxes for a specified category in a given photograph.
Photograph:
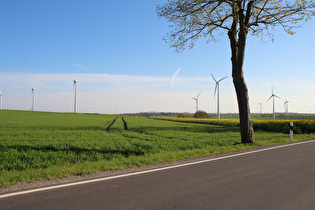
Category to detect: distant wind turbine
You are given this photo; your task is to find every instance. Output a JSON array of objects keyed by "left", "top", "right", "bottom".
[
  {"left": 267, "top": 86, "right": 280, "bottom": 120},
  {"left": 211, "top": 74, "right": 228, "bottom": 119},
  {"left": 31, "top": 87, "right": 35, "bottom": 111},
  {"left": 73, "top": 79, "right": 78, "bottom": 113},
  {"left": 258, "top": 101, "right": 262, "bottom": 114},
  {"left": 191, "top": 92, "right": 201, "bottom": 113},
  {"left": 284, "top": 98, "right": 290, "bottom": 114}
]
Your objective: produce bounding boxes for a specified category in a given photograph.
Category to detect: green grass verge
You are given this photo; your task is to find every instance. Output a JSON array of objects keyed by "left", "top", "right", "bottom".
[{"left": 1, "top": 110, "right": 315, "bottom": 188}]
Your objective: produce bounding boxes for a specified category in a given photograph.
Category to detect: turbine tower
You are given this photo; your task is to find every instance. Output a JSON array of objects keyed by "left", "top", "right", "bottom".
[
  {"left": 211, "top": 74, "right": 227, "bottom": 119},
  {"left": 0, "top": 90, "right": 2, "bottom": 110},
  {"left": 73, "top": 79, "right": 78, "bottom": 113},
  {"left": 191, "top": 92, "right": 201, "bottom": 113},
  {"left": 267, "top": 86, "right": 280, "bottom": 120},
  {"left": 31, "top": 87, "right": 35, "bottom": 111},
  {"left": 258, "top": 101, "right": 262, "bottom": 114}
]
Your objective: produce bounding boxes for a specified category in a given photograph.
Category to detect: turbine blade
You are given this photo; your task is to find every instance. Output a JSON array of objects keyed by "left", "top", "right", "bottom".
[
  {"left": 197, "top": 92, "right": 201, "bottom": 99},
  {"left": 274, "top": 95, "right": 281, "bottom": 99},
  {"left": 267, "top": 95, "right": 273, "bottom": 102},
  {"left": 214, "top": 84, "right": 218, "bottom": 98},
  {"left": 218, "top": 76, "right": 228, "bottom": 82},
  {"left": 211, "top": 74, "right": 217, "bottom": 82}
]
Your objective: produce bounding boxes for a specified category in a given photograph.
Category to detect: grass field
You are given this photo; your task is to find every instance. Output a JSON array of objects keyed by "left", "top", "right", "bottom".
[{"left": 1, "top": 110, "right": 315, "bottom": 188}]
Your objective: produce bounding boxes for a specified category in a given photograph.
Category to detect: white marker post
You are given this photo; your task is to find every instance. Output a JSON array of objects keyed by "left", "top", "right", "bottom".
[{"left": 290, "top": 122, "right": 293, "bottom": 140}]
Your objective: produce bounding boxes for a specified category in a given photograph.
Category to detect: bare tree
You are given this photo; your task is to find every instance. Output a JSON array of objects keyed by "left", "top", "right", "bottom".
[{"left": 157, "top": 0, "right": 314, "bottom": 143}]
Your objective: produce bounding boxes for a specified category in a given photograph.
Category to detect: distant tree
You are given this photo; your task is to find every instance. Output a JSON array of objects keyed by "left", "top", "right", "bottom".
[
  {"left": 157, "top": 0, "right": 315, "bottom": 143},
  {"left": 194, "top": 110, "right": 210, "bottom": 118},
  {"left": 178, "top": 113, "right": 190, "bottom": 118}
]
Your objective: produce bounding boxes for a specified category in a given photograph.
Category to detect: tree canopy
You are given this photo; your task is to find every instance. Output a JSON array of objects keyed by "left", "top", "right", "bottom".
[{"left": 157, "top": 0, "right": 315, "bottom": 51}]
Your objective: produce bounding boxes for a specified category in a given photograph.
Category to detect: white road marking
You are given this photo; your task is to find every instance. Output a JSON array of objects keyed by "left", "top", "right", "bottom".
[{"left": 1, "top": 139, "right": 314, "bottom": 199}]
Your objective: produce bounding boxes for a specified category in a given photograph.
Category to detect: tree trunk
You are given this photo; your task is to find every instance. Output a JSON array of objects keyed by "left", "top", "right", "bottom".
[
  {"left": 232, "top": 67, "right": 255, "bottom": 143},
  {"left": 228, "top": 22, "right": 255, "bottom": 143}
]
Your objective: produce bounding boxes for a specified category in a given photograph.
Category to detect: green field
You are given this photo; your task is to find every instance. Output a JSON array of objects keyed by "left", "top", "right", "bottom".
[{"left": 1, "top": 110, "right": 315, "bottom": 188}]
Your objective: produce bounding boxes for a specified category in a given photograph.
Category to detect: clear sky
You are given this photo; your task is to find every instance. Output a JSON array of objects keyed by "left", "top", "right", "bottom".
[{"left": 1, "top": 0, "right": 314, "bottom": 114}]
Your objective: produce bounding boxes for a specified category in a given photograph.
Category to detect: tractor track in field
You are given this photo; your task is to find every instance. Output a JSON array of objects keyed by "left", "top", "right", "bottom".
[{"left": 106, "top": 117, "right": 128, "bottom": 131}]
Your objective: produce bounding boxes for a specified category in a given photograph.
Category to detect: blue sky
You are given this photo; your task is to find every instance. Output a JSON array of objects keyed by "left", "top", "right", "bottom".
[{"left": 0, "top": 0, "right": 314, "bottom": 114}]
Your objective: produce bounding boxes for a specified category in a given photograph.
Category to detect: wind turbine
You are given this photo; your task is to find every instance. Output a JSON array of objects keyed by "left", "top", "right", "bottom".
[
  {"left": 73, "top": 79, "right": 78, "bottom": 113},
  {"left": 211, "top": 74, "right": 228, "bottom": 119},
  {"left": 191, "top": 92, "right": 201, "bottom": 113},
  {"left": 284, "top": 98, "right": 290, "bottom": 114},
  {"left": 258, "top": 101, "right": 262, "bottom": 114},
  {"left": 267, "top": 86, "right": 280, "bottom": 120},
  {"left": 31, "top": 87, "right": 35, "bottom": 111}
]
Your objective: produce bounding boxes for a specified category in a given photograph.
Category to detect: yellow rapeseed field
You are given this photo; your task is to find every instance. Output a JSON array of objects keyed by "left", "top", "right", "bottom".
[{"left": 152, "top": 117, "right": 315, "bottom": 134}]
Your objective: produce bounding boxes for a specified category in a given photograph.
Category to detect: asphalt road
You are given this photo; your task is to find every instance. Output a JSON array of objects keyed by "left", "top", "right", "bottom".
[{"left": 1, "top": 140, "right": 315, "bottom": 210}]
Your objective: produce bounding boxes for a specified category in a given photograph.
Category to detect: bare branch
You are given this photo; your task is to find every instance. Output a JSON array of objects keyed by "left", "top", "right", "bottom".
[{"left": 157, "top": 0, "right": 315, "bottom": 50}]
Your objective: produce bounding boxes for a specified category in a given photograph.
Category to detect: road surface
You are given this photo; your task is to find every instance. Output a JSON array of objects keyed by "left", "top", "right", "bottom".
[{"left": 1, "top": 140, "right": 315, "bottom": 209}]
